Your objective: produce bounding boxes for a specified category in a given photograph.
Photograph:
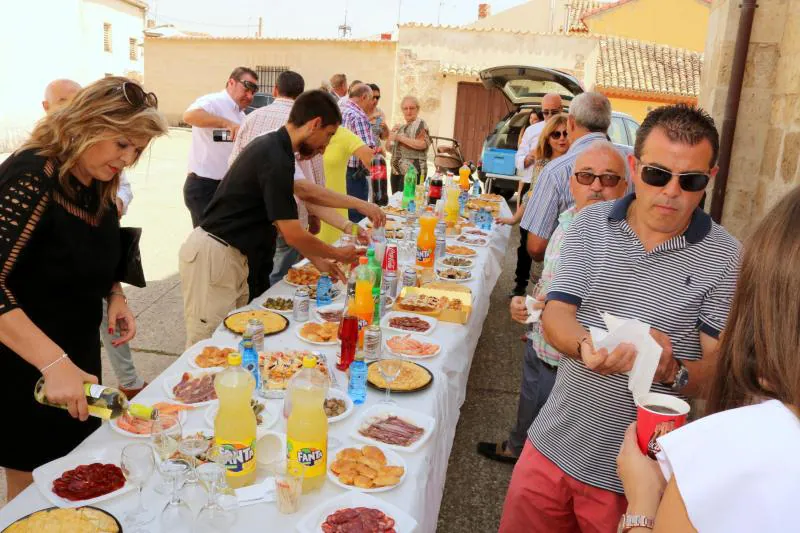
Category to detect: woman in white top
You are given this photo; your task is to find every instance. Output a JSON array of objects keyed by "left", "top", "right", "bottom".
[{"left": 616, "top": 185, "right": 800, "bottom": 533}]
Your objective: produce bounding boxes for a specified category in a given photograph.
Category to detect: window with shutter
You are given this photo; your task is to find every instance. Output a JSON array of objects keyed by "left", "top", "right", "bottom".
[{"left": 129, "top": 38, "right": 137, "bottom": 60}]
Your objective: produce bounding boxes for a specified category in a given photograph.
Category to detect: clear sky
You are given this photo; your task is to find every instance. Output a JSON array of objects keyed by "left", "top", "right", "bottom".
[{"left": 150, "top": 0, "right": 529, "bottom": 39}]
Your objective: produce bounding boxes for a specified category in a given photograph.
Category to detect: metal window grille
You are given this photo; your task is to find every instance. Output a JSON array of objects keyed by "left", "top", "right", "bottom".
[
  {"left": 129, "top": 38, "right": 138, "bottom": 60},
  {"left": 254, "top": 65, "right": 289, "bottom": 94},
  {"left": 103, "top": 23, "right": 112, "bottom": 52}
]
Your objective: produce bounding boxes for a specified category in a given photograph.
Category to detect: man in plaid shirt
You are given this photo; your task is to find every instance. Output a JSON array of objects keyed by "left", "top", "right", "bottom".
[{"left": 341, "top": 83, "right": 377, "bottom": 222}]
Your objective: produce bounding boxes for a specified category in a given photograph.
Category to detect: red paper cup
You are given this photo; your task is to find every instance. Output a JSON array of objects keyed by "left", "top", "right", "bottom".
[{"left": 635, "top": 392, "right": 690, "bottom": 459}]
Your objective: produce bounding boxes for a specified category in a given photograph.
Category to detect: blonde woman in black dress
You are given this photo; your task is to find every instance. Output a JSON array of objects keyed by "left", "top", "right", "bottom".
[{"left": 0, "top": 77, "right": 167, "bottom": 499}]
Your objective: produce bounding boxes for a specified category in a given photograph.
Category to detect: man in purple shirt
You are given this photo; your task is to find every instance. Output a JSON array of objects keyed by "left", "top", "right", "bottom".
[{"left": 340, "top": 83, "right": 377, "bottom": 222}]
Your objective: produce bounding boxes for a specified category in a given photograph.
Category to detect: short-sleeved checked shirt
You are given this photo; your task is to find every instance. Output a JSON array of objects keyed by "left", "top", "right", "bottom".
[
  {"left": 520, "top": 132, "right": 633, "bottom": 240},
  {"left": 527, "top": 206, "right": 576, "bottom": 366},
  {"left": 528, "top": 194, "right": 741, "bottom": 494},
  {"left": 229, "top": 98, "right": 294, "bottom": 165},
  {"left": 341, "top": 100, "right": 376, "bottom": 169}
]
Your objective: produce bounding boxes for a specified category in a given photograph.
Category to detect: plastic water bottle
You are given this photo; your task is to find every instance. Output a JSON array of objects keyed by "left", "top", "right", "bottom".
[
  {"left": 316, "top": 272, "right": 332, "bottom": 307},
  {"left": 240, "top": 339, "right": 262, "bottom": 393},
  {"left": 472, "top": 177, "right": 481, "bottom": 197},
  {"left": 435, "top": 220, "right": 447, "bottom": 260},
  {"left": 408, "top": 198, "right": 416, "bottom": 214},
  {"left": 347, "top": 351, "right": 367, "bottom": 405}
]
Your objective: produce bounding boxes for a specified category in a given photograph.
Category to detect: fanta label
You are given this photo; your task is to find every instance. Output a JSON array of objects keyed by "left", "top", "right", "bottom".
[
  {"left": 286, "top": 438, "right": 326, "bottom": 478},
  {"left": 217, "top": 438, "right": 256, "bottom": 477}
]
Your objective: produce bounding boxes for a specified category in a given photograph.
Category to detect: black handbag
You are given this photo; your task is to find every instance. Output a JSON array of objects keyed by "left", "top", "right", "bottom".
[{"left": 117, "top": 227, "right": 146, "bottom": 288}]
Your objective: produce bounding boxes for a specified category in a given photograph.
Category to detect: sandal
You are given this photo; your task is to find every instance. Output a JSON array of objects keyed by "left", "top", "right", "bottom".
[{"left": 477, "top": 440, "right": 519, "bottom": 464}]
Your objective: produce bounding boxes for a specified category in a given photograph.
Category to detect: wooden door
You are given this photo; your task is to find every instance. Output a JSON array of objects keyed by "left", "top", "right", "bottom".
[{"left": 452, "top": 82, "right": 510, "bottom": 164}]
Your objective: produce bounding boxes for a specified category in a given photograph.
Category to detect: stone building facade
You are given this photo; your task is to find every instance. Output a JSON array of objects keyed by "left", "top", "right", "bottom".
[{"left": 700, "top": 0, "right": 800, "bottom": 238}]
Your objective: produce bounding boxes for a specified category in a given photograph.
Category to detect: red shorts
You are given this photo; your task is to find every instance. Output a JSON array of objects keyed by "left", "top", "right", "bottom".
[{"left": 499, "top": 440, "right": 628, "bottom": 533}]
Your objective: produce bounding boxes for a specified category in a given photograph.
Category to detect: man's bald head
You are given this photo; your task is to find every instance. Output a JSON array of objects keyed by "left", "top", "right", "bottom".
[
  {"left": 43, "top": 79, "right": 81, "bottom": 114},
  {"left": 541, "top": 93, "right": 563, "bottom": 120},
  {"left": 570, "top": 141, "right": 628, "bottom": 211}
]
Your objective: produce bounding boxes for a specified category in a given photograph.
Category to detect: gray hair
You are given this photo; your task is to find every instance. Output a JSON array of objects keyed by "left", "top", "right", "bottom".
[
  {"left": 569, "top": 92, "right": 611, "bottom": 133},
  {"left": 576, "top": 140, "right": 627, "bottom": 173},
  {"left": 348, "top": 83, "right": 372, "bottom": 99},
  {"left": 401, "top": 95, "right": 420, "bottom": 109}
]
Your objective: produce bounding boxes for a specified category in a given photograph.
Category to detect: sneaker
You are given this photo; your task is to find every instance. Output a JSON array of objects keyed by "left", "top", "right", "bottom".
[{"left": 120, "top": 382, "right": 148, "bottom": 400}]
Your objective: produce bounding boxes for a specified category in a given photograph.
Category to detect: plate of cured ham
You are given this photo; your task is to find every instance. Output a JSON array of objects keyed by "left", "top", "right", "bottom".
[
  {"left": 296, "top": 491, "right": 417, "bottom": 533},
  {"left": 32, "top": 445, "right": 134, "bottom": 508},
  {"left": 350, "top": 404, "right": 436, "bottom": 454},
  {"left": 163, "top": 369, "right": 221, "bottom": 407},
  {"left": 110, "top": 402, "right": 192, "bottom": 439}
]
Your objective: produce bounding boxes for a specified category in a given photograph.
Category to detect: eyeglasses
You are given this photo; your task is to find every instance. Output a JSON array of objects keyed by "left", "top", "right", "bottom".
[
  {"left": 373, "top": 95, "right": 381, "bottom": 102},
  {"left": 542, "top": 109, "right": 561, "bottom": 117},
  {"left": 573, "top": 171, "right": 623, "bottom": 188},
  {"left": 638, "top": 161, "right": 710, "bottom": 192},
  {"left": 237, "top": 79, "right": 258, "bottom": 94},
  {"left": 549, "top": 130, "right": 567, "bottom": 140},
  {"left": 117, "top": 81, "right": 158, "bottom": 109}
]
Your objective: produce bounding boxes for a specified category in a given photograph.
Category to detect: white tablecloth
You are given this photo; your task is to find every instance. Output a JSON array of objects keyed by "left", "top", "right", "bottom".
[{"left": 0, "top": 203, "right": 511, "bottom": 533}]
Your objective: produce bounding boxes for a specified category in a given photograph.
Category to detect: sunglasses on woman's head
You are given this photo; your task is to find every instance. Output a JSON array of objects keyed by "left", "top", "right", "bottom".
[
  {"left": 549, "top": 130, "right": 567, "bottom": 140},
  {"left": 117, "top": 81, "right": 158, "bottom": 109},
  {"left": 638, "top": 161, "right": 710, "bottom": 192},
  {"left": 574, "top": 171, "right": 622, "bottom": 188}
]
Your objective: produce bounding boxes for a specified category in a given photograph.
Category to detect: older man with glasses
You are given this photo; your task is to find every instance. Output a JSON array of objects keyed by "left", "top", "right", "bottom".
[
  {"left": 499, "top": 104, "right": 741, "bottom": 533},
  {"left": 182, "top": 66, "right": 259, "bottom": 227}
]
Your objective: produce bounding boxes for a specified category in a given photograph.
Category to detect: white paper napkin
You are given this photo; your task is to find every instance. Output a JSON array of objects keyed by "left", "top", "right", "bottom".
[
  {"left": 229, "top": 477, "right": 276, "bottom": 508},
  {"left": 525, "top": 295, "right": 543, "bottom": 324},
  {"left": 589, "top": 312, "right": 663, "bottom": 399}
]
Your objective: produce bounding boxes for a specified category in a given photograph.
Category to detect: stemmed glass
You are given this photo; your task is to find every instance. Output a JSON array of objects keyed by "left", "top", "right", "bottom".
[
  {"left": 377, "top": 356, "right": 403, "bottom": 405},
  {"left": 205, "top": 445, "right": 239, "bottom": 517},
  {"left": 120, "top": 443, "right": 155, "bottom": 530},
  {"left": 178, "top": 430, "right": 210, "bottom": 484},
  {"left": 159, "top": 458, "right": 193, "bottom": 533},
  {"left": 150, "top": 413, "right": 182, "bottom": 494},
  {"left": 195, "top": 458, "right": 235, "bottom": 533}
]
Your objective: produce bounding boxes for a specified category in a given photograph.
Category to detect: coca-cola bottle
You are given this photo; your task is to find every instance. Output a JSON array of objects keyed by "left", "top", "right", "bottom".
[{"left": 370, "top": 154, "right": 388, "bottom": 206}]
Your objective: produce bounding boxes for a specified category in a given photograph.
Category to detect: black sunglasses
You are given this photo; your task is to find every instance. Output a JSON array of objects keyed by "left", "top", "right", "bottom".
[
  {"left": 549, "top": 130, "right": 567, "bottom": 140},
  {"left": 638, "top": 161, "right": 710, "bottom": 192},
  {"left": 373, "top": 95, "right": 381, "bottom": 101},
  {"left": 117, "top": 81, "right": 158, "bottom": 109},
  {"left": 574, "top": 171, "right": 623, "bottom": 188},
  {"left": 542, "top": 109, "right": 561, "bottom": 116},
  {"left": 238, "top": 79, "right": 259, "bottom": 93}
]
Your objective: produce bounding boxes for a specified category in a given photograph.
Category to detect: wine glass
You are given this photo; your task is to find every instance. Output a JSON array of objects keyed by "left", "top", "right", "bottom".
[
  {"left": 151, "top": 413, "right": 182, "bottom": 494},
  {"left": 120, "top": 443, "right": 155, "bottom": 529},
  {"left": 159, "top": 459, "right": 193, "bottom": 533},
  {"left": 195, "top": 460, "right": 235, "bottom": 533},
  {"left": 178, "top": 431, "right": 210, "bottom": 484},
  {"left": 204, "top": 445, "right": 239, "bottom": 519},
  {"left": 377, "top": 357, "right": 402, "bottom": 405}
]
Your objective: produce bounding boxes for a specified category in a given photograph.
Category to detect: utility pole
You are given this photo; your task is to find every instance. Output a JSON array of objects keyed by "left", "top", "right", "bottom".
[
  {"left": 437, "top": 0, "right": 445, "bottom": 25},
  {"left": 338, "top": 0, "right": 351, "bottom": 38},
  {"left": 257, "top": 16, "right": 263, "bottom": 37}
]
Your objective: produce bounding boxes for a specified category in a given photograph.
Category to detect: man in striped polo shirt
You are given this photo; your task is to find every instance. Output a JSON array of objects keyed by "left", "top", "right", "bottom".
[
  {"left": 500, "top": 105, "right": 741, "bottom": 532},
  {"left": 478, "top": 141, "right": 629, "bottom": 464}
]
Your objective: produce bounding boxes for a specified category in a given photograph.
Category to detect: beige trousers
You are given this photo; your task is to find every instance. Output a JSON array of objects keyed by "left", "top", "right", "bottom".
[{"left": 179, "top": 228, "right": 249, "bottom": 347}]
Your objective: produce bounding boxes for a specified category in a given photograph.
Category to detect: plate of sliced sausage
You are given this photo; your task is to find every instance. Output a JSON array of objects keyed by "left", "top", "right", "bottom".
[{"left": 296, "top": 491, "right": 417, "bottom": 533}]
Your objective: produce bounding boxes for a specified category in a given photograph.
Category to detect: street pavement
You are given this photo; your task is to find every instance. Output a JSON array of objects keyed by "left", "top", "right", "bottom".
[{"left": 0, "top": 130, "right": 527, "bottom": 531}]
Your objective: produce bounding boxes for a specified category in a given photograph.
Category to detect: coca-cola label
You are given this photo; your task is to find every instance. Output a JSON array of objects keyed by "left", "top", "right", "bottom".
[
  {"left": 371, "top": 165, "right": 387, "bottom": 181},
  {"left": 383, "top": 244, "right": 398, "bottom": 271}
]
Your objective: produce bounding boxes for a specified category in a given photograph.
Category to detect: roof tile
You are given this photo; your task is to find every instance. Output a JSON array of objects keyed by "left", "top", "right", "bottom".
[{"left": 596, "top": 36, "right": 703, "bottom": 97}]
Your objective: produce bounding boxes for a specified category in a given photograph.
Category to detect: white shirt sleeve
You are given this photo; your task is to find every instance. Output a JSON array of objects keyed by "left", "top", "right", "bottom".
[
  {"left": 186, "top": 93, "right": 215, "bottom": 113},
  {"left": 515, "top": 122, "right": 545, "bottom": 179},
  {"left": 116, "top": 170, "right": 133, "bottom": 215}
]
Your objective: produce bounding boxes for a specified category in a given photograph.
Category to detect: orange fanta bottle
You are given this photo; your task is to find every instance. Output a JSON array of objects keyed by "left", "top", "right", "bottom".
[{"left": 416, "top": 210, "right": 437, "bottom": 268}]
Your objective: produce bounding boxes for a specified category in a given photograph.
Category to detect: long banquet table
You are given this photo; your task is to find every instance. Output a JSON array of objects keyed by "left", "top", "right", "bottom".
[{"left": 0, "top": 202, "right": 512, "bottom": 533}]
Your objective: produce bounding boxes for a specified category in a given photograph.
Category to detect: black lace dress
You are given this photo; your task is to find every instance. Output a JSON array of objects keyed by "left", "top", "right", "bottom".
[{"left": 0, "top": 150, "right": 120, "bottom": 471}]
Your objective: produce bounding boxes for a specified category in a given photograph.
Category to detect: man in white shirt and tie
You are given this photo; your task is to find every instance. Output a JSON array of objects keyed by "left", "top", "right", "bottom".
[
  {"left": 510, "top": 93, "right": 563, "bottom": 296},
  {"left": 182, "top": 66, "right": 258, "bottom": 227}
]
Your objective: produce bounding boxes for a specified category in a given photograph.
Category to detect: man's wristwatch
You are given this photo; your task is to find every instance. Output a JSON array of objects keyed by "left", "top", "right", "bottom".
[
  {"left": 670, "top": 358, "right": 689, "bottom": 392},
  {"left": 617, "top": 514, "right": 655, "bottom": 532}
]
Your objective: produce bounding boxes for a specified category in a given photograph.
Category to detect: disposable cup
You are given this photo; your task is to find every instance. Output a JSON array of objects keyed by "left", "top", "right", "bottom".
[{"left": 635, "top": 392, "right": 690, "bottom": 459}]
